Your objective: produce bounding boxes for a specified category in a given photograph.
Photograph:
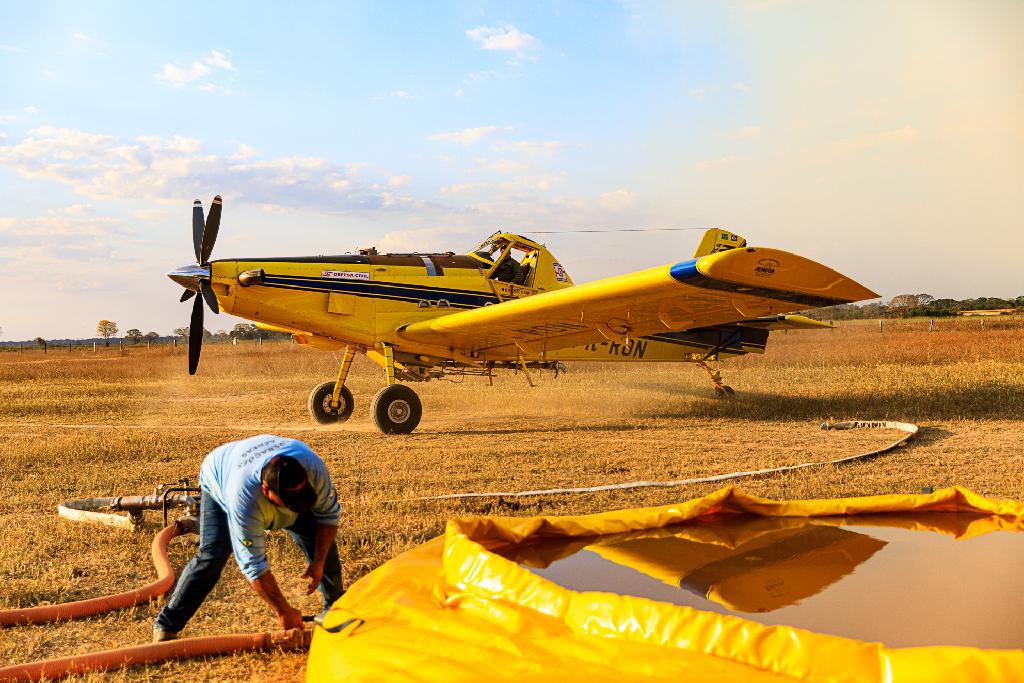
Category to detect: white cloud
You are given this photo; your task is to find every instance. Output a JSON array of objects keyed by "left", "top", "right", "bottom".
[
  {"left": 832, "top": 126, "right": 918, "bottom": 154},
  {"left": 232, "top": 142, "right": 258, "bottom": 159},
  {"left": 22, "top": 106, "right": 39, "bottom": 114},
  {"left": 155, "top": 50, "right": 234, "bottom": 90},
  {"left": 0, "top": 126, "right": 413, "bottom": 213},
  {"left": 440, "top": 182, "right": 485, "bottom": 195},
  {"left": 466, "top": 25, "right": 543, "bottom": 57},
  {"left": 71, "top": 33, "right": 92, "bottom": 47},
  {"left": 388, "top": 175, "right": 411, "bottom": 188},
  {"left": 730, "top": 126, "right": 762, "bottom": 140},
  {"left": 598, "top": 188, "right": 637, "bottom": 211},
  {"left": 688, "top": 86, "right": 712, "bottom": 101},
  {"left": 0, "top": 205, "right": 133, "bottom": 269},
  {"left": 467, "top": 70, "right": 499, "bottom": 82},
  {"left": 0, "top": 44, "right": 26, "bottom": 54},
  {"left": 428, "top": 125, "right": 509, "bottom": 145},
  {"left": 204, "top": 49, "right": 234, "bottom": 71},
  {"left": 376, "top": 227, "right": 472, "bottom": 254},
  {"left": 495, "top": 140, "right": 564, "bottom": 157},
  {"left": 390, "top": 90, "right": 414, "bottom": 100},
  {"left": 477, "top": 158, "right": 529, "bottom": 174},
  {"left": 155, "top": 61, "right": 211, "bottom": 87},
  {"left": 732, "top": 82, "right": 753, "bottom": 93},
  {"left": 133, "top": 209, "right": 169, "bottom": 222}
]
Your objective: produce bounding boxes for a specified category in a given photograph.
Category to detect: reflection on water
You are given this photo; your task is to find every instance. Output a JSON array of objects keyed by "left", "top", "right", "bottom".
[{"left": 503, "top": 513, "right": 1024, "bottom": 648}]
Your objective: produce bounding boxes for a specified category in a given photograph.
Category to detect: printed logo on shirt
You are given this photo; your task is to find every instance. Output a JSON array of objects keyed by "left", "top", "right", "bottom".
[{"left": 241, "top": 538, "right": 254, "bottom": 547}]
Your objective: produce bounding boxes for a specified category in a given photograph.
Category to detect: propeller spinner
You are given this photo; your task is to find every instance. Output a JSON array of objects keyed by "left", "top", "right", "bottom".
[{"left": 168, "top": 195, "right": 222, "bottom": 374}]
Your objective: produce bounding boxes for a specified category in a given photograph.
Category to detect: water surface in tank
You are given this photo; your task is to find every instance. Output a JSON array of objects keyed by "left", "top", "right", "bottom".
[{"left": 503, "top": 513, "right": 1024, "bottom": 648}]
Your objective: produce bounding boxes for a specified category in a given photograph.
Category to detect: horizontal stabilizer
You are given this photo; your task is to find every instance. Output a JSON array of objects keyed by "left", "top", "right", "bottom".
[{"left": 736, "top": 314, "right": 834, "bottom": 331}]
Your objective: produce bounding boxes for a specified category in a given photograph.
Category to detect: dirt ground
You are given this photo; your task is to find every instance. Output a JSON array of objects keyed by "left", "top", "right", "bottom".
[{"left": 1, "top": 318, "right": 1022, "bottom": 680}]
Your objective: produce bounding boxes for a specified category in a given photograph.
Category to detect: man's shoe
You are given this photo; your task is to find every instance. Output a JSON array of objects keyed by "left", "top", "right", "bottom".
[{"left": 152, "top": 628, "right": 178, "bottom": 643}]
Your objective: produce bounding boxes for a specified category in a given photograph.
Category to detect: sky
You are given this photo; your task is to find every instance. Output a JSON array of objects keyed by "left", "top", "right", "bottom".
[{"left": 1, "top": 0, "right": 1022, "bottom": 340}]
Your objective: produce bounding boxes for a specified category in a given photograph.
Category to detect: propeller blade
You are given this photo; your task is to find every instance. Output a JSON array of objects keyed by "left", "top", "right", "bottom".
[
  {"left": 200, "top": 195, "right": 221, "bottom": 264},
  {"left": 180, "top": 289, "right": 196, "bottom": 303},
  {"left": 188, "top": 295, "right": 204, "bottom": 375},
  {"left": 200, "top": 279, "right": 220, "bottom": 314},
  {"left": 192, "top": 199, "right": 205, "bottom": 263}
]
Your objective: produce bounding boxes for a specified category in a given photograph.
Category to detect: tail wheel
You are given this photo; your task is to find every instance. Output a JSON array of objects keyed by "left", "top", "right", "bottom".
[
  {"left": 714, "top": 385, "right": 736, "bottom": 399},
  {"left": 371, "top": 384, "right": 422, "bottom": 434},
  {"left": 308, "top": 381, "right": 355, "bottom": 424}
]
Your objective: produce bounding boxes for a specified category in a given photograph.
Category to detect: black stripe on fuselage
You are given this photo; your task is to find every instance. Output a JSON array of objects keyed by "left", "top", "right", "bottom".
[{"left": 260, "top": 275, "right": 500, "bottom": 309}]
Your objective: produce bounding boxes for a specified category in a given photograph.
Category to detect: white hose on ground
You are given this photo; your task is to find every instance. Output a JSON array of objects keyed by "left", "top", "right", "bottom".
[{"left": 399, "top": 420, "right": 919, "bottom": 501}]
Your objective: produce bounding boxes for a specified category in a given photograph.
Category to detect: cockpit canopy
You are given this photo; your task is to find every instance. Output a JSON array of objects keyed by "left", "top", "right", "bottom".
[{"left": 467, "top": 232, "right": 573, "bottom": 291}]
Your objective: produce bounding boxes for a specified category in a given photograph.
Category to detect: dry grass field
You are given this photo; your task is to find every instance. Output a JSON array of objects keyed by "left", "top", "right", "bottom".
[{"left": 2, "top": 318, "right": 1023, "bottom": 680}]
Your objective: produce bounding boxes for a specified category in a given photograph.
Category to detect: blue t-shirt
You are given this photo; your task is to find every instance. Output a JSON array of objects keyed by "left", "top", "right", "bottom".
[{"left": 199, "top": 434, "right": 340, "bottom": 580}]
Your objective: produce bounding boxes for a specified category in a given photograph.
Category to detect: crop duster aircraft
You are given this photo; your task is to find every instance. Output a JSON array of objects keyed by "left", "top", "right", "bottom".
[{"left": 169, "top": 196, "right": 878, "bottom": 434}]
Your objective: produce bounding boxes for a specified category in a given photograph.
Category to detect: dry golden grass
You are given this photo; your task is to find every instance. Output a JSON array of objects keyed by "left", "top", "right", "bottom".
[{"left": 2, "top": 317, "right": 1023, "bottom": 680}]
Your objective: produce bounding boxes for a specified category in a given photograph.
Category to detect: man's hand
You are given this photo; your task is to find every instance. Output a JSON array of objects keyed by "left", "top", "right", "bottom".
[
  {"left": 303, "top": 561, "right": 325, "bottom": 595},
  {"left": 277, "top": 604, "right": 304, "bottom": 630}
]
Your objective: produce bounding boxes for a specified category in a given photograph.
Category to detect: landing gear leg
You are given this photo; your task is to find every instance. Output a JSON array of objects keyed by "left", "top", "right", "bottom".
[
  {"left": 371, "top": 343, "right": 422, "bottom": 434},
  {"left": 308, "top": 346, "right": 356, "bottom": 424},
  {"left": 698, "top": 360, "right": 734, "bottom": 398}
]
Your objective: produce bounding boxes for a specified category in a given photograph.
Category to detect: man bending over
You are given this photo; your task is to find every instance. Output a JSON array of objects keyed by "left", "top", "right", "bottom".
[{"left": 153, "top": 434, "right": 342, "bottom": 641}]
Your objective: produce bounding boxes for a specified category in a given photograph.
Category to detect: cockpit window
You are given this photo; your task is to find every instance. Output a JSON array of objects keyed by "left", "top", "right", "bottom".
[{"left": 471, "top": 237, "right": 507, "bottom": 263}]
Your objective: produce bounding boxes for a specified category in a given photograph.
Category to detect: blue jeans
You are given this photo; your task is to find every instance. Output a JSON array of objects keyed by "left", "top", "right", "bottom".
[{"left": 154, "top": 490, "right": 344, "bottom": 633}]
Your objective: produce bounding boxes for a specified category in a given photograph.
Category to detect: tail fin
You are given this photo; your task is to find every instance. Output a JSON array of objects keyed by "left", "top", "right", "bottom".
[{"left": 693, "top": 228, "right": 747, "bottom": 258}]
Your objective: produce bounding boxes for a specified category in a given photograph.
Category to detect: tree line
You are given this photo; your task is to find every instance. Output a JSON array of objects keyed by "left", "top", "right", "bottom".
[
  {"left": 808, "top": 294, "right": 1024, "bottom": 320},
  {"left": 0, "top": 322, "right": 292, "bottom": 348}
]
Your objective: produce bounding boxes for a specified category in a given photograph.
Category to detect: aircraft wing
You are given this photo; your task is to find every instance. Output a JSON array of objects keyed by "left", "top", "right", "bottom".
[{"left": 395, "top": 246, "right": 876, "bottom": 358}]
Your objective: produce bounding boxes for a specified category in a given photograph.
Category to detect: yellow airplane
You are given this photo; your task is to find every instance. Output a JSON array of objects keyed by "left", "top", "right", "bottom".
[{"left": 169, "top": 196, "right": 878, "bottom": 434}]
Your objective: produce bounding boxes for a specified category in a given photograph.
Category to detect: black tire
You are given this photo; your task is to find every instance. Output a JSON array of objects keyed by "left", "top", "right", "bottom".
[
  {"left": 371, "top": 384, "right": 422, "bottom": 434},
  {"left": 308, "top": 381, "right": 354, "bottom": 424}
]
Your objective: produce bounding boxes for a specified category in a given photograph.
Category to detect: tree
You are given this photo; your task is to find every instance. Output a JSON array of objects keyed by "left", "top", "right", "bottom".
[
  {"left": 96, "top": 320, "right": 118, "bottom": 346},
  {"left": 125, "top": 328, "right": 143, "bottom": 344},
  {"left": 887, "top": 294, "right": 920, "bottom": 318},
  {"left": 230, "top": 323, "right": 260, "bottom": 340},
  {"left": 34, "top": 336, "right": 47, "bottom": 353},
  {"left": 173, "top": 327, "right": 189, "bottom": 338},
  {"left": 144, "top": 331, "right": 160, "bottom": 341}
]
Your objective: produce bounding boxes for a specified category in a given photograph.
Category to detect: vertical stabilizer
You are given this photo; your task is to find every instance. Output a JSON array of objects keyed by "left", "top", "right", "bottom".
[{"left": 693, "top": 228, "right": 747, "bottom": 258}]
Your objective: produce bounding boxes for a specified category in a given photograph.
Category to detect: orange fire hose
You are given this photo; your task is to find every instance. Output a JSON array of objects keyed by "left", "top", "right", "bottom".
[
  {"left": 0, "top": 628, "right": 310, "bottom": 682},
  {"left": 0, "top": 520, "right": 189, "bottom": 627},
  {"left": 0, "top": 518, "right": 312, "bottom": 681}
]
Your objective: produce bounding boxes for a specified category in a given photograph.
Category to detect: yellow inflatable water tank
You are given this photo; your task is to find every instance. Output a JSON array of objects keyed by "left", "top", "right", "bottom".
[{"left": 307, "top": 486, "right": 1024, "bottom": 682}]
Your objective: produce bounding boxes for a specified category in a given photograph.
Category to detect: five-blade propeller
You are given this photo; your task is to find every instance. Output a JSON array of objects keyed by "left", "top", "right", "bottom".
[{"left": 175, "top": 195, "right": 222, "bottom": 375}]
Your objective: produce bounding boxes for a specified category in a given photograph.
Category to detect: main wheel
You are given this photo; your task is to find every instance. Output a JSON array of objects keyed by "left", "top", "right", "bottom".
[
  {"left": 308, "top": 381, "right": 355, "bottom": 424},
  {"left": 371, "top": 384, "right": 422, "bottom": 434},
  {"left": 714, "top": 385, "right": 736, "bottom": 399}
]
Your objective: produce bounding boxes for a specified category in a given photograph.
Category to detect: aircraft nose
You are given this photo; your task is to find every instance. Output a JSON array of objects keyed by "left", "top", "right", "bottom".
[{"left": 167, "top": 263, "right": 211, "bottom": 291}]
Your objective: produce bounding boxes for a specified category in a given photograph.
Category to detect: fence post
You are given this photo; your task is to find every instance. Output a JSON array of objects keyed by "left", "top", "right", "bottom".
[
  {"left": 173, "top": 338, "right": 177, "bottom": 348},
  {"left": 93, "top": 342, "right": 96, "bottom": 352},
  {"left": 879, "top": 319, "right": 883, "bottom": 333}
]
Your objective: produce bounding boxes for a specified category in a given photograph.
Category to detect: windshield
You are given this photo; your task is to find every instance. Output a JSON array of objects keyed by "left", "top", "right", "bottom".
[{"left": 470, "top": 236, "right": 508, "bottom": 263}]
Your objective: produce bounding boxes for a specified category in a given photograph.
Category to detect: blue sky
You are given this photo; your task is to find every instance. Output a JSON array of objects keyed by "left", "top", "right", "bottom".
[{"left": 1, "top": 1, "right": 1022, "bottom": 339}]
